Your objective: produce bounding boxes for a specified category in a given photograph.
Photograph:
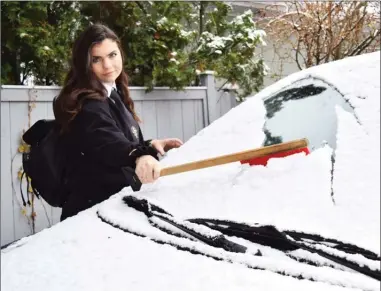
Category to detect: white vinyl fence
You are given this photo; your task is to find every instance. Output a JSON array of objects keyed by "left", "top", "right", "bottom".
[{"left": 1, "top": 72, "right": 237, "bottom": 247}]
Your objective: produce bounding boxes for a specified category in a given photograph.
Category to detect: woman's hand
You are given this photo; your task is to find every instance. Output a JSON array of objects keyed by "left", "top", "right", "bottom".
[
  {"left": 135, "top": 155, "right": 161, "bottom": 184},
  {"left": 150, "top": 138, "right": 183, "bottom": 156}
]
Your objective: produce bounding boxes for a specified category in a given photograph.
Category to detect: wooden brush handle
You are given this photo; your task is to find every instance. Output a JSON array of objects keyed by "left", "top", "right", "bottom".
[{"left": 160, "top": 138, "right": 309, "bottom": 177}]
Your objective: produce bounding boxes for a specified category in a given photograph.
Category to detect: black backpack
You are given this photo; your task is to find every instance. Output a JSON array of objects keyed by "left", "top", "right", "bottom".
[{"left": 21, "top": 119, "right": 69, "bottom": 208}]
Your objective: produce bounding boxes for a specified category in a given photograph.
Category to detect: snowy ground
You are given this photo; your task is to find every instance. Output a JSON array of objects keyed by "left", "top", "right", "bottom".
[{"left": 2, "top": 52, "right": 380, "bottom": 291}]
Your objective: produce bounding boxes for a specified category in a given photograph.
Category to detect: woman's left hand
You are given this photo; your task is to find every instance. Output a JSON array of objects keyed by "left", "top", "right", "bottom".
[{"left": 150, "top": 138, "right": 183, "bottom": 156}]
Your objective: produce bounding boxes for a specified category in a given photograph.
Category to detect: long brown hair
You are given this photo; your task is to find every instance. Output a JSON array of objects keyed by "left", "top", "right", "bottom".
[{"left": 54, "top": 23, "right": 139, "bottom": 132}]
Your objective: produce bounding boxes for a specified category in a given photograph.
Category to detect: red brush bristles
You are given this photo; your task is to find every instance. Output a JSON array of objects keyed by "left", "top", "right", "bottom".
[{"left": 240, "top": 147, "right": 310, "bottom": 166}]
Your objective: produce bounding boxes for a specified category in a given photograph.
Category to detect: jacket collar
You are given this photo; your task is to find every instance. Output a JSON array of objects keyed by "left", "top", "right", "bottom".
[{"left": 102, "top": 82, "right": 117, "bottom": 98}]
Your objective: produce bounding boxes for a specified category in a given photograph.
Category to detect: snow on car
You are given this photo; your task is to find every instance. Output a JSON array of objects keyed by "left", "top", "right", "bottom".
[{"left": 2, "top": 52, "right": 380, "bottom": 291}]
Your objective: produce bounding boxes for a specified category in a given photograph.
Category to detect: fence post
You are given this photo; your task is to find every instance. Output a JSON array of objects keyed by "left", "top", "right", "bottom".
[
  {"left": 200, "top": 72, "right": 238, "bottom": 125},
  {"left": 228, "top": 91, "right": 238, "bottom": 109},
  {"left": 200, "top": 71, "right": 218, "bottom": 125}
]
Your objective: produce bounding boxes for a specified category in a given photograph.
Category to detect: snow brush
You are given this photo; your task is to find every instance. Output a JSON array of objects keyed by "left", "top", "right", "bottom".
[
  {"left": 159, "top": 138, "right": 310, "bottom": 177},
  {"left": 127, "top": 138, "right": 309, "bottom": 191}
]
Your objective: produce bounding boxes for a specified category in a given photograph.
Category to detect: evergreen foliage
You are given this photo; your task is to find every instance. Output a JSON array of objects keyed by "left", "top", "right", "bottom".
[{"left": 1, "top": 1, "right": 267, "bottom": 98}]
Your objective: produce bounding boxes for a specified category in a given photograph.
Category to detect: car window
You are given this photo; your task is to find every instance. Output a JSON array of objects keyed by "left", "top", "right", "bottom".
[{"left": 262, "top": 77, "right": 356, "bottom": 152}]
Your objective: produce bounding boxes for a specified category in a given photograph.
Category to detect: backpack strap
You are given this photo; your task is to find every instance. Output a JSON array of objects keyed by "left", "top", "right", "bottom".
[
  {"left": 19, "top": 171, "right": 27, "bottom": 207},
  {"left": 20, "top": 171, "right": 41, "bottom": 208}
]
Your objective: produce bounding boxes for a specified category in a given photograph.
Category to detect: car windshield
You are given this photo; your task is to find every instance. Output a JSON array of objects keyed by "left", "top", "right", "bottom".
[{"left": 262, "top": 77, "right": 357, "bottom": 152}]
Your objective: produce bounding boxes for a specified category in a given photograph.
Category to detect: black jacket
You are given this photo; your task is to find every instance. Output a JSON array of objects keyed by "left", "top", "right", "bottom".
[{"left": 61, "top": 90, "right": 157, "bottom": 220}]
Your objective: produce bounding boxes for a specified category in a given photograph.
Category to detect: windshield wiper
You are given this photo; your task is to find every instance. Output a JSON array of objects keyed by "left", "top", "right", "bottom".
[
  {"left": 189, "top": 218, "right": 381, "bottom": 281},
  {"left": 118, "top": 196, "right": 380, "bottom": 281},
  {"left": 123, "top": 195, "right": 247, "bottom": 253}
]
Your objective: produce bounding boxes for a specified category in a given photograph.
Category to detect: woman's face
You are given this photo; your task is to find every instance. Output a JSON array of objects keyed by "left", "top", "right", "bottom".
[{"left": 90, "top": 38, "right": 123, "bottom": 84}]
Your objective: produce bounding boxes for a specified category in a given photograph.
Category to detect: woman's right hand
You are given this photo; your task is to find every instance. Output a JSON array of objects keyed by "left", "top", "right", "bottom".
[{"left": 135, "top": 155, "right": 161, "bottom": 184}]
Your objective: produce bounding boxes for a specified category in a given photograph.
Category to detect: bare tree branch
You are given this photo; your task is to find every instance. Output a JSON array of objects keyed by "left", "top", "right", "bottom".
[
  {"left": 295, "top": 37, "right": 303, "bottom": 70},
  {"left": 350, "top": 29, "right": 381, "bottom": 56},
  {"left": 259, "top": 0, "right": 380, "bottom": 70}
]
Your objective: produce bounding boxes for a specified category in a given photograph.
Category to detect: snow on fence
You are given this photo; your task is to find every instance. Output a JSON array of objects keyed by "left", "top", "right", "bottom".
[{"left": 0, "top": 72, "right": 237, "bottom": 247}]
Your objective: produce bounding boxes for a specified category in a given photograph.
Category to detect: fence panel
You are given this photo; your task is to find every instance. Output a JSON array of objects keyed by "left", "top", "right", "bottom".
[{"left": 1, "top": 102, "right": 15, "bottom": 246}]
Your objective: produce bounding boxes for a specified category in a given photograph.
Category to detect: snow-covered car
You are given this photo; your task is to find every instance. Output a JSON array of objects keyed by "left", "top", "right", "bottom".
[{"left": 2, "top": 52, "right": 380, "bottom": 291}]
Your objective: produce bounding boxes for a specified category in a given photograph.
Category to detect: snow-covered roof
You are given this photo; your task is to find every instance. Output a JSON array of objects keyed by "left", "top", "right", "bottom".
[
  {"left": 2, "top": 52, "right": 380, "bottom": 291},
  {"left": 229, "top": 1, "right": 288, "bottom": 12}
]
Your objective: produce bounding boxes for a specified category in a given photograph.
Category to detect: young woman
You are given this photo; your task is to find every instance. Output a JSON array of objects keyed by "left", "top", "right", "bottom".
[{"left": 54, "top": 24, "right": 183, "bottom": 220}]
